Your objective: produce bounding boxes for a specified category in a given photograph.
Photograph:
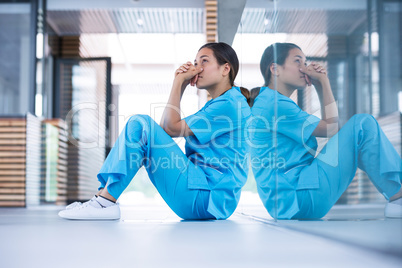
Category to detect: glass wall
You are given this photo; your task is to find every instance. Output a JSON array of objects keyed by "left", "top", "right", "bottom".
[
  {"left": 4, "top": 0, "right": 398, "bottom": 213},
  {"left": 0, "top": 1, "right": 36, "bottom": 116},
  {"left": 240, "top": 0, "right": 401, "bottom": 218}
]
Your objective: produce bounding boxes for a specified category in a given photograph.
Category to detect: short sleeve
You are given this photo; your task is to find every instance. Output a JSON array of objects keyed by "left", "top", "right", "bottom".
[
  {"left": 184, "top": 99, "right": 238, "bottom": 144},
  {"left": 276, "top": 98, "right": 320, "bottom": 144}
]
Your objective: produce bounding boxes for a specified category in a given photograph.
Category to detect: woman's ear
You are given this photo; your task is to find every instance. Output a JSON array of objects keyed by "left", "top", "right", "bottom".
[
  {"left": 222, "top": 63, "right": 231, "bottom": 76},
  {"left": 270, "top": 63, "right": 279, "bottom": 76}
]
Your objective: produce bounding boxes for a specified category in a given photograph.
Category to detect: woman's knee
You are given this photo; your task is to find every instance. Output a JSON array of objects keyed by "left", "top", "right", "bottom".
[
  {"left": 127, "top": 114, "right": 152, "bottom": 125},
  {"left": 351, "top": 113, "right": 378, "bottom": 129},
  {"left": 295, "top": 189, "right": 333, "bottom": 219},
  {"left": 126, "top": 114, "right": 153, "bottom": 132},
  {"left": 122, "top": 115, "right": 154, "bottom": 147}
]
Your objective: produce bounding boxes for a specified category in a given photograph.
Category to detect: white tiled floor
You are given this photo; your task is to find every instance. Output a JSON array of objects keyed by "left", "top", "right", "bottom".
[{"left": 0, "top": 204, "right": 401, "bottom": 268}]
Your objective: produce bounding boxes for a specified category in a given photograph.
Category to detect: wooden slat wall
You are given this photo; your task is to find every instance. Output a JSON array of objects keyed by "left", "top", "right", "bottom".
[
  {"left": 204, "top": 0, "right": 218, "bottom": 101},
  {"left": 48, "top": 36, "right": 80, "bottom": 58},
  {"left": 0, "top": 118, "right": 27, "bottom": 207},
  {"left": 205, "top": 0, "right": 217, "bottom": 43},
  {"left": 0, "top": 115, "right": 71, "bottom": 207},
  {"left": 61, "top": 36, "right": 80, "bottom": 58}
]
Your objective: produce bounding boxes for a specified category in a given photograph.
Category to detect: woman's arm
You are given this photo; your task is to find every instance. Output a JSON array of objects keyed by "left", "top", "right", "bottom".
[
  {"left": 160, "top": 62, "right": 202, "bottom": 137},
  {"left": 301, "top": 63, "right": 339, "bottom": 137}
]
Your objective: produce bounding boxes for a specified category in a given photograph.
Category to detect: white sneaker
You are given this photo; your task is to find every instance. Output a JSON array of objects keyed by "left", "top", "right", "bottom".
[
  {"left": 65, "top": 196, "right": 97, "bottom": 210},
  {"left": 385, "top": 199, "right": 402, "bottom": 218},
  {"left": 58, "top": 199, "right": 120, "bottom": 220}
]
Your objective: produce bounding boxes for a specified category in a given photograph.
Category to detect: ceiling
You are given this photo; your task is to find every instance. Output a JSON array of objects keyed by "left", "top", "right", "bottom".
[
  {"left": 46, "top": 0, "right": 366, "bottom": 11},
  {"left": 45, "top": 0, "right": 369, "bottom": 65},
  {"left": 47, "top": 8, "right": 205, "bottom": 35},
  {"left": 46, "top": 0, "right": 369, "bottom": 36},
  {"left": 47, "top": 8, "right": 368, "bottom": 36}
]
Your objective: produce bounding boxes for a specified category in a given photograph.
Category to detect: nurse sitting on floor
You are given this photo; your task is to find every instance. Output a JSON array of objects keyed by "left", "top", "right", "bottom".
[
  {"left": 59, "top": 42, "right": 251, "bottom": 221},
  {"left": 250, "top": 42, "right": 402, "bottom": 220}
]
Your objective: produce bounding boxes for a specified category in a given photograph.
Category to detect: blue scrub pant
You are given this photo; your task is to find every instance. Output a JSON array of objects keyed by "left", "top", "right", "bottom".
[
  {"left": 97, "top": 115, "right": 215, "bottom": 220},
  {"left": 294, "top": 114, "right": 402, "bottom": 219}
]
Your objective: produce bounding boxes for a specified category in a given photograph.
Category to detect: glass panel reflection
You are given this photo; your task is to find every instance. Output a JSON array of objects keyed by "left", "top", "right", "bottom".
[
  {"left": 243, "top": 0, "right": 401, "bottom": 220},
  {"left": 0, "top": 3, "right": 32, "bottom": 115}
]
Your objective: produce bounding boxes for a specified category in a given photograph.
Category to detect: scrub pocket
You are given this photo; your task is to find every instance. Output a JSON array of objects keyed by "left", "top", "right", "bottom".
[
  {"left": 295, "top": 161, "right": 320, "bottom": 190},
  {"left": 187, "top": 163, "right": 210, "bottom": 190}
]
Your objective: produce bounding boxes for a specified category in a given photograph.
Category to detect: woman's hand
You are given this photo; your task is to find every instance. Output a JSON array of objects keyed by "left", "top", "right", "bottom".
[
  {"left": 300, "top": 62, "right": 328, "bottom": 87},
  {"left": 160, "top": 61, "right": 197, "bottom": 138},
  {"left": 301, "top": 62, "right": 338, "bottom": 137},
  {"left": 175, "top": 61, "right": 203, "bottom": 87}
]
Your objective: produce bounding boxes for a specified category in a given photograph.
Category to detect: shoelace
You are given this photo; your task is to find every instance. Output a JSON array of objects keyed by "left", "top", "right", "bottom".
[
  {"left": 77, "top": 199, "right": 106, "bottom": 209},
  {"left": 67, "top": 196, "right": 97, "bottom": 209},
  {"left": 78, "top": 201, "right": 93, "bottom": 209},
  {"left": 66, "top": 201, "right": 82, "bottom": 209}
]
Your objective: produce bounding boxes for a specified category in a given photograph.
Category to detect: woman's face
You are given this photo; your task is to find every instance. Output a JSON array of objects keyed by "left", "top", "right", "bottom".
[
  {"left": 194, "top": 47, "right": 227, "bottom": 89},
  {"left": 277, "top": 48, "right": 308, "bottom": 90}
]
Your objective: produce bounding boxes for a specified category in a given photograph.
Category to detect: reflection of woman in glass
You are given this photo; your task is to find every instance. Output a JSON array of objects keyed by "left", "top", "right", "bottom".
[
  {"left": 59, "top": 42, "right": 251, "bottom": 220},
  {"left": 251, "top": 43, "right": 402, "bottom": 219}
]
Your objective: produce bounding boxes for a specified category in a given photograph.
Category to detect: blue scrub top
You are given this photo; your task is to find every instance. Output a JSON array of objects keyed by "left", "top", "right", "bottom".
[
  {"left": 184, "top": 86, "right": 251, "bottom": 219},
  {"left": 251, "top": 87, "right": 321, "bottom": 219}
]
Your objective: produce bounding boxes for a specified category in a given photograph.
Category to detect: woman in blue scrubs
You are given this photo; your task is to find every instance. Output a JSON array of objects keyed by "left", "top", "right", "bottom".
[
  {"left": 59, "top": 42, "right": 251, "bottom": 220},
  {"left": 251, "top": 43, "right": 402, "bottom": 219}
]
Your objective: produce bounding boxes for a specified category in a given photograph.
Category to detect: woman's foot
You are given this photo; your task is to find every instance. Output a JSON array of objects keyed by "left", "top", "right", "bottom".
[
  {"left": 59, "top": 196, "right": 120, "bottom": 220},
  {"left": 385, "top": 198, "right": 402, "bottom": 218}
]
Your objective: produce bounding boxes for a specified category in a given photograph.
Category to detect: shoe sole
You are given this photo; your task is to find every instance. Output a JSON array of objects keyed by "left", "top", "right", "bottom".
[
  {"left": 58, "top": 209, "right": 120, "bottom": 221},
  {"left": 58, "top": 214, "right": 120, "bottom": 220},
  {"left": 384, "top": 203, "right": 402, "bottom": 218}
]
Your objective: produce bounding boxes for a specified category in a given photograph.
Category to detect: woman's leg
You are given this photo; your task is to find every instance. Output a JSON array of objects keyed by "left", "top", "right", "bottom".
[
  {"left": 97, "top": 114, "right": 214, "bottom": 220},
  {"left": 295, "top": 113, "right": 402, "bottom": 218}
]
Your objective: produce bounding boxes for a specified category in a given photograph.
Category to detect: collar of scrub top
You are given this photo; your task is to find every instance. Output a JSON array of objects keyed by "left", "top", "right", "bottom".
[
  {"left": 203, "top": 86, "right": 237, "bottom": 109},
  {"left": 261, "top": 86, "right": 288, "bottom": 98},
  {"left": 217, "top": 86, "right": 238, "bottom": 98}
]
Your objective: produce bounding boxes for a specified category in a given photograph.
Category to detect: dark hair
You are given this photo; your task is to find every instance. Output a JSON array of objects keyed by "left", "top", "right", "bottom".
[
  {"left": 249, "top": 87, "right": 261, "bottom": 107},
  {"left": 199, "top": 42, "right": 251, "bottom": 106},
  {"left": 240, "top": 87, "right": 251, "bottom": 106},
  {"left": 260, "top": 43, "right": 301, "bottom": 86}
]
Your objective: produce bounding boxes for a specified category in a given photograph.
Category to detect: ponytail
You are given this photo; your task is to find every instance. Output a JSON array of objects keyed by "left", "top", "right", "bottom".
[
  {"left": 249, "top": 87, "right": 261, "bottom": 107},
  {"left": 239, "top": 87, "right": 251, "bottom": 107}
]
